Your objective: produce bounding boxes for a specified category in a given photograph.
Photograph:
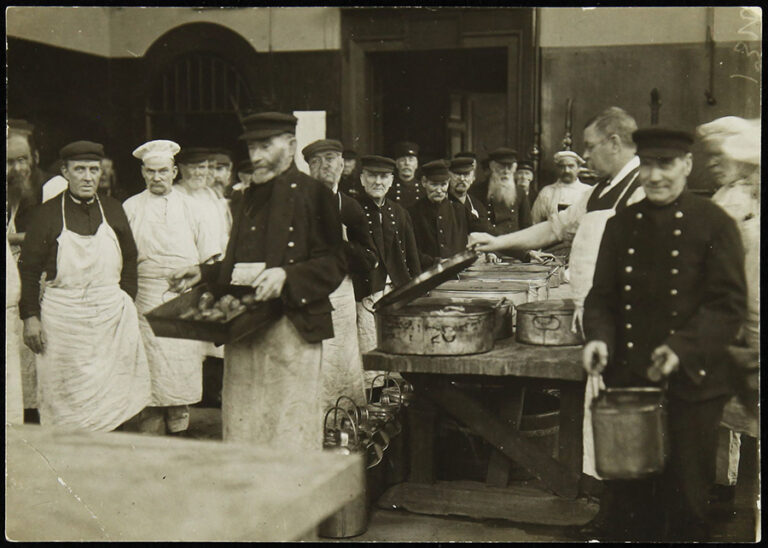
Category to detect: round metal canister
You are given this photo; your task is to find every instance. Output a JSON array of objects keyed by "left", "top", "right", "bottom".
[
  {"left": 375, "top": 303, "right": 495, "bottom": 355},
  {"left": 592, "top": 387, "right": 668, "bottom": 479}
]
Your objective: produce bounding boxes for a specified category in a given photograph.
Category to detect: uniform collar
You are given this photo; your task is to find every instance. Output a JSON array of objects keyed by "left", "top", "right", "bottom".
[{"left": 68, "top": 191, "right": 96, "bottom": 205}]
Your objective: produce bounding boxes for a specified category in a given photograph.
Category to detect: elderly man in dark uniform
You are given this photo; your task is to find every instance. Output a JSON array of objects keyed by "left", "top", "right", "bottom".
[
  {"left": 19, "top": 141, "right": 151, "bottom": 431},
  {"left": 302, "top": 138, "right": 378, "bottom": 409},
  {"left": 581, "top": 128, "right": 746, "bottom": 542},
  {"left": 471, "top": 147, "right": 532, "bottom": 234},
  {"left": 514, "top": 159, "right": 537, "bottom": 203},
  {"left": 171, "top": 113, "right": 346, "bottom": 451},
  {"left": 449, "top": 156, "right": 492, "bottom": 228},
  {"left": 409, "top": 160, "right": 492, "bottom": 268},
  {"left": 355, "top": 155, "right": 421, "bottom": 355},
  {"left": 387, "top": 141, "right": 422, "bottom": 209}
]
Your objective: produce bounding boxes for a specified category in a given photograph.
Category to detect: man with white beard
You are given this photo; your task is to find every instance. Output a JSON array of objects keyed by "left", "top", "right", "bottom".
[
  {"left": 302, "top": 138, "right": 378, "bottom": 409},
  {"left": 471, "top": 147, "right": 532, "bottom": 234}
]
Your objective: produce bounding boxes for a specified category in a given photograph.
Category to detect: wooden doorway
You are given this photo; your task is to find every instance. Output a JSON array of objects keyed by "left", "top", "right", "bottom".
[{"left": 341, "top": 8, "right": 536, "bottom": 160}]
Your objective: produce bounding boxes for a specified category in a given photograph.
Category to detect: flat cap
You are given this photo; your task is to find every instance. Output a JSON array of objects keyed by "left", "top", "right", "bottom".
[
  {"left": 59, "top": 140, "right": 105, "bottom": 162},
  {"left": 421, "top": 159, "right": 451, "bottom": 182},
  {"left": 208, "top": 148, "right": 232, "bottom": 166},
  {"left": 176, "top": 147, "right": 210, "bottom": 165},
  {"left": 360, "top": 155, "right": 396, "bottom": 174},
  {"left": 8, "top": 119, "right": 35, "bottom": 136},
  {"left": 517, "top": 160, "right": 535, "bottom": 172},
  {"left": 239, "top": 112, "right": 297, "bottom": 141},
  {"left": 454, "top": 151, "right": 477, "bottom": 160},
  {"left": 488, "top": 147, "right": 518, "bottom": 164},
  {"left": 237, "top": 159, "right": 255, "bottom": 174},
  {"left": 553, "top": 150, "right": 585, "bottom": 165},
  {"left": 392, "top": 141, "right": 419, "bottom": 159},
  {"left": 449, "top": 157, "right": 475, "bottom": 174},
  {"left": 633, "top": 127, "right": 694, "bottom": 158},
  {"left": 302, "top": 139, "right": 343, "bottom": 162},
  {"left": 132, "top": 139, "right": 180, "bottom": 162}
]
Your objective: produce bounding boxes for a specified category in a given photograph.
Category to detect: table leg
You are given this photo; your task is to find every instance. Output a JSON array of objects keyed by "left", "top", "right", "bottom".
[
  {"left": 405, "top": 394, "right": 438, "bottom": 484},
  {"left": 485, "top": 385, "right": 526, "bottom": 487},
  {"left": 423, "top": 378, "right": 580, "bottom": 499},
  {"left": 557, "top": 381, "right": 584, "bottom": 478}
]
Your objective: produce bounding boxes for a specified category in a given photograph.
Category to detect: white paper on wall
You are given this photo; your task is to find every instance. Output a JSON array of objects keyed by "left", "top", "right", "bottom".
[{"left": 293, "top": 111, "right": 326, "bottom": 175}]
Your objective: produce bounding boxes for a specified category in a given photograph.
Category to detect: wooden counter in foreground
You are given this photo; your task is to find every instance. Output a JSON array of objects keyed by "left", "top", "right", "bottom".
[{"left": 5, "top": 424, "right": 363, "bottom": 541}]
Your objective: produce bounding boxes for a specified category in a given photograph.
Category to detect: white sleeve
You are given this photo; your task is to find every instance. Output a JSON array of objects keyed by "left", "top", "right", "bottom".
[
  {"left": 188, "top": 198, "right": 224, "bottom": 263},
  {"left": 548, "top": 187, "right": 592, "bottom": 242},
  {"left": 531, "top": 186, "right": 552, "bottom": 224}
]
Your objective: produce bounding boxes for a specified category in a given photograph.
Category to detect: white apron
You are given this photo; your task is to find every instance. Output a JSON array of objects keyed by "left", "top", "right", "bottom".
[
  {"left": 6, "top": 236, "right": 25, "bottom": 424},
  {"left": 568, "top": 178, "right": 636, "bottom": 478},
  {"left": 129, "top": 193, "right": 207, "bottom": 406},
  {"left": 321, "top": 276, "right": 367, "bottom": 409},
  {"left": 36, "top": 195, "right": 151, "bottom": 431},
  {"left": 223, "top": 316, "right": 323, "bottom": 450},
  {"left": 357, "top": 284, "right": 395, "bottom": 387}
]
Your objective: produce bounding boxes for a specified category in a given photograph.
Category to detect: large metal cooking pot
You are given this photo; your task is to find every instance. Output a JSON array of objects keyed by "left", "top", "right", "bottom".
[
  {"left": 431, "top": 279, "right": 548, "bottom": 307},
  {"left": 375, "top": 303, "right": 495, "bottom": 355},
  {"left": 515, "top": 298, "right": 582, "bottom": 346},
  {"left": 410, "top": 296, "right": 513, "bottom": 340},
  {"left": 592, "top": 387, "right": 668, "bottom": 479}
]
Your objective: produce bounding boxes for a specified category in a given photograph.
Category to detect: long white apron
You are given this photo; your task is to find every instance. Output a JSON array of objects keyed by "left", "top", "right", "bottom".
[
  {"left": 568, "top": 180, "right": 636, "bottom": 478},
  {"left": 6, "top": 236, "right": 25, "bottom": 424},
  {"left": 321, "top": 276, "right": 367, "bottom": 409},
  {"left": 130, "top": 198, "right": 207, "bottom": 407},
  {"left": 36, "top": 195, "right": 151, "bottom": 431},
  {"left": 223, "top": 316, "right": 323, "bottom": 450},
  {"left": 357, "top": 284, "right": 395, "bottom": 387}
]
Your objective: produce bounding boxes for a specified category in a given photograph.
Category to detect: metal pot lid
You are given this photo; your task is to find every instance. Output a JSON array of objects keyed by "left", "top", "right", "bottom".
[
  {"left": 373, "top": 248, "right": 480, "bottom": 311},
  {"left": 467, "top": 263, "right": 551, "bottom": 272},
  {"left": 515, "top": 298, "right": 576, "bottom": 313}
]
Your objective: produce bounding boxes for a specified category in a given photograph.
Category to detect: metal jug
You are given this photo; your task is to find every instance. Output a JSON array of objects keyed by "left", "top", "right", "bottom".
[
  {"left": 331, "top": 397, "right": 387, "bottom": 469},
  {"left": 592, "top": 386, "right": 669, "bottom": 479}
]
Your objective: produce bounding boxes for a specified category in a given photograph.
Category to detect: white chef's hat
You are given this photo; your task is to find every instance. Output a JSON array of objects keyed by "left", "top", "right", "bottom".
[
  {"left": 132, "top": 140, "right": 181, "bottom": 163},
  {"left": 696, "top": 116, "right": 761, "bottom": 165},
  {"left": 553, "top": 150, "right": 585, "bottom": 165}
]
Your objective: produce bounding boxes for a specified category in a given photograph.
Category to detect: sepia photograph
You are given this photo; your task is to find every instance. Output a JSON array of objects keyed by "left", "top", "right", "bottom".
[{"left": 5, "top": 6, "right": 761, "bottom": 542}]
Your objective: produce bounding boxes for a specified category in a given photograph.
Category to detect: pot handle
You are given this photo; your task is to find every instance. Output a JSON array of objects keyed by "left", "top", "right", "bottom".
[
  {"left": 532, "top": 314, "right": 561, "bottom": 331},
  {"left": 324, "top": 406, "right": 359, "bottom": 446},
  {"left": 493, "top": 297, "right": 510, "bottom": 310},
  {"left": 440, "top": 325, "right": 457, "bottom": 343},
  {"left": 335, "top": 395, "right": 362, "bottom": 424}
]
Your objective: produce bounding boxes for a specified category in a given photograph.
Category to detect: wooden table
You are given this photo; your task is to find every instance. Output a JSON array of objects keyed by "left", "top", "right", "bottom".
[
  {"left": 5, "top": 424, "right": 363, "bottom": 541},
  {"left": 363, "top": 337, "right": 598, "bottom": 526}
]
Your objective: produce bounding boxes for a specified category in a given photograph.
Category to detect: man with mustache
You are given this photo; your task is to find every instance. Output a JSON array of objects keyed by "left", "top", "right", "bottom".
[
  {"left": 355, "top": 155, "right": 421, "bottom": 355},
  {"left": 302, "top": 138, "right": 378, "bottom": 409},
  {"left": 170, "top": 112, "right": 346, "bottom": 451},
  {"left": 409, "top": 159, "right": 492, "bottom": 268},
  {"left": 514, "top": 159, "right": 537, "bottom": 204},
  {"left": 582, "top": 128, "right": 746, "bottom": 541},
  {"left": 387, "top": 141, "right": 422, "bottom": 209},
  {"left": 18, "top": 140, "right": 151, "bottom": 431},
  {"left": 470, "top": 147, "right": 532, "bottom": 235},
  {"left": 531, "top": 150, "right": 592, "bottom": 224},
  {"left": 123, "top": 140, "right": 223, "bottom": 435}
]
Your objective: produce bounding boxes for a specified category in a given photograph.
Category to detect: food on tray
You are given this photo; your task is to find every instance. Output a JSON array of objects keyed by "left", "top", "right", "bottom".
[{"left": 177, "top": 289, "right": 264, "bottom": 323}]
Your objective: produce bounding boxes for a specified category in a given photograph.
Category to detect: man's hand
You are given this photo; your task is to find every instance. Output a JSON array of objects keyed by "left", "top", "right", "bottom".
[
  {"left": 252, "top": 267, "right": 287, "bottom": 301},
  {"left": 529, "top": 250, "right": 558, "bottom": 264},
  {"left": 23, "top": 316, "right": 46, "bottom": 354},
  {"left": 468, "top": 232, "right": 497, "bottom": 252},
  {"left": 583, "top": 340, "right": 609, "bottom": 376},
  {"left": 168, "top": 265, "right": 201, "bottom": 293},
  {"left": 650, "top": 344, "right": 680, "bottom": 377}
]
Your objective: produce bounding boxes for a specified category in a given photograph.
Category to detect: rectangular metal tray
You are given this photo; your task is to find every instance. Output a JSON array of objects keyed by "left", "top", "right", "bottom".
[{"left": 145, "top": 283, "right": 282, "bottom": 345}]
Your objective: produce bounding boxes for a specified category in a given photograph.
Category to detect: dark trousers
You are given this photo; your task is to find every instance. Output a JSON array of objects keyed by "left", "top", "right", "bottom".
[{"left": 596, "top": 395, "right": 728, "bottom": 541}]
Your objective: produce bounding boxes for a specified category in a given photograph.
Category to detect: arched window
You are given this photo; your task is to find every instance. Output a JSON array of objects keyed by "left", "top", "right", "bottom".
[{"left": 148, "top": 52, "right": 252, "bottom": 115}]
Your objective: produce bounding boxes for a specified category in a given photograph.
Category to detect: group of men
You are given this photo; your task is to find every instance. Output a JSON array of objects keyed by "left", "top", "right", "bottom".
[{"left": 6, "top": 103, "right": 758, "bottom": 542}]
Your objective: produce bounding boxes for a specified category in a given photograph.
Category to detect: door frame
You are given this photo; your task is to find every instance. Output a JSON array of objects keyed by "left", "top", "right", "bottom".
[{"left": 341, "top": 8, "right": 537, "bottom": 157}]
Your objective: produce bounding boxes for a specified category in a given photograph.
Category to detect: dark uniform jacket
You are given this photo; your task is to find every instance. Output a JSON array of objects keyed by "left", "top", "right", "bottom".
[
  {"left": 409, "top": 197, "right": 491, "bottom": 269},
  {"left": 356, "top": 194, "right": 422, "bottom": 299},
  {"left": 471, "top": 177, "right": 532, "bottom": 234},
  {"left": 338, "top": 192, "right": 379, "bottom": 285},
  {"left": 203, "top": 164, "right": 346, "bottom": 344},
  {"left": 584, "top": 191, "right": 746, "bottom": 402},
  {"left": 13, "top": 167, "right": 52, "bottom": 233},
  {"left": 18, "top": 192, "right": 139, "bottom": 319},
  {"left": 339, "top": 171, "right": 363, "bottom": 199},
  {"left": 450, "top": 193, "right": 493, "bottom": 232},
  {"left": 387, "top": 175, "right": 423, "bottom": 210}
]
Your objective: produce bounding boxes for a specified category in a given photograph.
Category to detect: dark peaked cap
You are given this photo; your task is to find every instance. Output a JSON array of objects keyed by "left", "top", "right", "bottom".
[
  {"left": 633, "top": 127, "right": 695, "bottom": 158},
  {"left": 360, "top": 155, "right": 396, "bottom": 173},
  {"left": 302, "top": 139, "right": 343, "bottom": 162},
  {"left": 421, "top": 159, "right": 451, "bottom": 182},
  {"left": 239, "top": 112, "right": 298, "bottom": 141},
  {"left": 59, "top": 140, "right": 105, "bottom": 161},
  {"left": 449, "top": 157, "right": 475, "bottom": 173}
]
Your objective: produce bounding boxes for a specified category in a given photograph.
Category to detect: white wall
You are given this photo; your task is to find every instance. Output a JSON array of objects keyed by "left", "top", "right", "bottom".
[
  {"left": 539, "top": 6, "right": 761, "bottom": 48},
  {"left": 6, "top": 7, "right": 342, "bottom": 58}
]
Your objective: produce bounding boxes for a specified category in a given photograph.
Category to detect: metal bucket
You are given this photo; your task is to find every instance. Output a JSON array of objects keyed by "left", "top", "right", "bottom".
[
  {"left": 317, "top": 491, "right": 369, "bottom": 539},
  {"left": 592, "top": 387, "right": 668, "bottom": 479}
]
